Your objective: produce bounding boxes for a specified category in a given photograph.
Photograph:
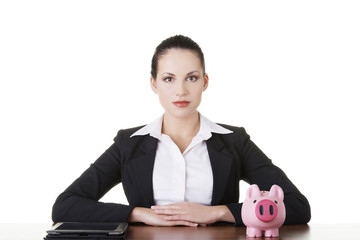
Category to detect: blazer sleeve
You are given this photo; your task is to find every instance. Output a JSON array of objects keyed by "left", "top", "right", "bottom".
[
  {"left": 52, "top": 130, "right": 134, "bottom": 223},
  {"left": 226, "top": 127, "right": 311, "bottom": 226}
]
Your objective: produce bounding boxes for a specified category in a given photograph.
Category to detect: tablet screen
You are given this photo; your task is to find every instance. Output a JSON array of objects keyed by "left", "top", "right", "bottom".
[
  {"left": 56, "top": 222, "right": 120, "bottom": 231},
  {"left": 47, "top": 222, "right": 128, "bottom": 236}
]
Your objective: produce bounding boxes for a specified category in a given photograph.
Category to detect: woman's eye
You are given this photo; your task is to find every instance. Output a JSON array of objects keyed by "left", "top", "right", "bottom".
[
  {"left": 187, "top": 76, "right": 198, "bottom": 82},
  {"left": 163, "top": 77, "right": 173, "bottom": 83}
]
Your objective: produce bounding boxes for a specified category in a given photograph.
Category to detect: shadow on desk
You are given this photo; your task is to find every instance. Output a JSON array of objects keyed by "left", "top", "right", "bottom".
[{"left": 127, "top": 224, "right": 310, "bottom": 240}]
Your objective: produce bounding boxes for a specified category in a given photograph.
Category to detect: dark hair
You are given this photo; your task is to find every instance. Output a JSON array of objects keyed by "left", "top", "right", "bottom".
[{"left": 151, "top": 35, "right": 205, "bottom": 79}]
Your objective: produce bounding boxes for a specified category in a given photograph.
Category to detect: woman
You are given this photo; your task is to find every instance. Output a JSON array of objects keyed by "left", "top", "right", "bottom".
[{"left": 52, "top": 35, "right": 311, "bottom": 227}]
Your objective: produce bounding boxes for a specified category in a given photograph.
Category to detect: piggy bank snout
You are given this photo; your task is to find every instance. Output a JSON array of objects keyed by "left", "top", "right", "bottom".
[{"left": 255, "top": 199, "right": 278, "bottom": 222}]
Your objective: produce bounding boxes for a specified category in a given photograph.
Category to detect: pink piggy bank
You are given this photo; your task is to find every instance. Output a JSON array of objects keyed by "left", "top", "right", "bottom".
[{"left": 241, "top": 184, "right": 286, "bottom": 237}]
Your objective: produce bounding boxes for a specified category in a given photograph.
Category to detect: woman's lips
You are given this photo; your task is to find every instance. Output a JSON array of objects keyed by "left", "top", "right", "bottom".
[{"left": 173, "top": 101, "right": 190, "bottom": 107}]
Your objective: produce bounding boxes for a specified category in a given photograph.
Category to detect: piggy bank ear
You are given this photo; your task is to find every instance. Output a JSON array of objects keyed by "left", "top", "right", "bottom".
[
  {"left": 246, "top": 184, "right": 261, "bottom": 199},
  {"left": 269, "top": 184, "right": 284, "bottom": 201}
]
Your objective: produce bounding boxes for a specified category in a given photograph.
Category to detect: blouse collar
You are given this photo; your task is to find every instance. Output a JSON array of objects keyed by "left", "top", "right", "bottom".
[{"left": 130, "top": 113, "right": 233, "bottom": 140}]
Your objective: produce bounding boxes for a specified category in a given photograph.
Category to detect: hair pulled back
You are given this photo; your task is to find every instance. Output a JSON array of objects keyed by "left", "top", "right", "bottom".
[{"left": 151, "top": 35, "right": 205, "bottom": 79}]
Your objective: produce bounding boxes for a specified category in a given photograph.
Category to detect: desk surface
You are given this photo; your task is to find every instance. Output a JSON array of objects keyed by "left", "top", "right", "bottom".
[
  {"left": 1, "top": 223, "right": 359, "bottom": 240},
  {"left": 127, "top": 224, "right": 360, "bottom": 240}
]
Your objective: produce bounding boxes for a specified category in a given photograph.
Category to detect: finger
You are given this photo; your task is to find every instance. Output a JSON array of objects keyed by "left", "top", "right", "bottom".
[
  {"left": 153, "top": 208, "right": 185, "bottom": 215},
  {"left": 164, "top": 215, "right": 186, "bottom": 221},
  {"left": 164, "top": 220, "right": 198, "bottom": 227},
  {"left": 151, "top": 204, "right": 181, "bottom": 210},
  {"left": 153, "top": 210, "right": 182, "bottom": 216},
  {"left": 163, "top": 214, "right": 197, "bottom": 223},
  {"left": 164, "top": 214, "right": 210, "bottom": 225}
]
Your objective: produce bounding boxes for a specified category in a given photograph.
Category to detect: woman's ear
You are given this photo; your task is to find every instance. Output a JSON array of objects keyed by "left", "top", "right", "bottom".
[
  {"left": 150, "top": 76, "right": 158, "bottom": 94},
  {"left": 203, "top": 73, "right": 209, "bottom": 91}
]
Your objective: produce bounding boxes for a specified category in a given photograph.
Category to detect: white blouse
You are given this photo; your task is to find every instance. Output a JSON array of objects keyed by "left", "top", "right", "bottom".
[{"left": 130, "top": 114, "right": 233, "bottom": 206}]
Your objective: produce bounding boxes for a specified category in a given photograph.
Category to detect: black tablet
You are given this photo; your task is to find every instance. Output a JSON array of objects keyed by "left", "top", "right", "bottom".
[{"left": 46, "top": 222, "right": 128, "bottom": 239}]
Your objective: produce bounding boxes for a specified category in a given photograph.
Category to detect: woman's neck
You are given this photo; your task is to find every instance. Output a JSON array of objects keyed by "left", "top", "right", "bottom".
[{"left": 162, "top": 111, "right": 200, "bottom": 140}]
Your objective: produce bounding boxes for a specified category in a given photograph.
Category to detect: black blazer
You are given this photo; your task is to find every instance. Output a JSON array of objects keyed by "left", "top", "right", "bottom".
[{"left": 52, "top": 124, "right": 311, "bottom": 226}]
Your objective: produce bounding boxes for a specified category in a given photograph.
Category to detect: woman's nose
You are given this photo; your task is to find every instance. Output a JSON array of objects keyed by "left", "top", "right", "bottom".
[{"left": 176, "top": 81, "right": 188, "bottom": 96}]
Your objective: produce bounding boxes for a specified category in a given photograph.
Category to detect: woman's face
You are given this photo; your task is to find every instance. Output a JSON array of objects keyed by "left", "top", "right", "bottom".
[{"left": 151, "top": 49, "right": 208, "bottom": 119}]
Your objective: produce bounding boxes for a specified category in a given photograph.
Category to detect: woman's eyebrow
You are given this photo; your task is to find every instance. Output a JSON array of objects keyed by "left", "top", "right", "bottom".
[
  {"left": 161, "top": 72, "right": 175, "bottom": 76},
  {"left": 186, "top": 71, "right": 200, "bottom": 75},
  {"left": 161, "top": 71, "right": 200, "bottom": 76}
]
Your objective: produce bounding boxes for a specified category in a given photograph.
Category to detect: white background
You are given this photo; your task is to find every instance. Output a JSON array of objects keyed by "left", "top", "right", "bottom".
[{"left": 1, "top": 0, "right": 359, "bottom": 224}]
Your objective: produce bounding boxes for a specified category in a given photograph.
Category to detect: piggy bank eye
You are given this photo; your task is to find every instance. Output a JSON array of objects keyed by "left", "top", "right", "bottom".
[
  {"left": 275, "top": 200, "right": 278, "bottom": 204},
  {"left": 253, "top": 200, "right": 257, "bottom": 204}
]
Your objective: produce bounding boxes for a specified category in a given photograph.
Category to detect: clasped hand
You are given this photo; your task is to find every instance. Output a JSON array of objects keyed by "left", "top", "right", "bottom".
[
  {"left": 150, "top": 202, "right": 228, "bottom": 227},
  {"left": 129, "top": 202, "right": 234, "bottom": 227},
  {"left": 150, "top": 202, "right": 209, "bottom": 226}
]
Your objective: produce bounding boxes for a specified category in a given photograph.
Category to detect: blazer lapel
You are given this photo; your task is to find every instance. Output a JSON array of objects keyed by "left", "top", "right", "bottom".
[
  {"left": 206, "top": 134, "right": 234, "bottom": 205},
  {"left": 128, "top": 135, "right": 158, "bottom": 207}
]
